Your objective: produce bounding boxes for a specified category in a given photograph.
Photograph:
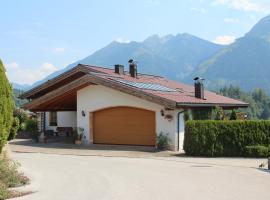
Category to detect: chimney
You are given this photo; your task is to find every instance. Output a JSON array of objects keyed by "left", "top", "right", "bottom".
[
  {"left": 128, "top": 59, "right": 137, "bottom": 78},
  {"left": 114, "top": 64, "right": 124, "bottom": 75},
  {"left": 194, "top": 77, "right": 205, "bottom": 99}
]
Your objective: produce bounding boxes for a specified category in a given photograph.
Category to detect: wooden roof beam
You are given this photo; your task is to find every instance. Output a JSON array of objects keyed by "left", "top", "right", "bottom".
[{"left": 20, "top": 64, "right": 91, "bottom": 99}]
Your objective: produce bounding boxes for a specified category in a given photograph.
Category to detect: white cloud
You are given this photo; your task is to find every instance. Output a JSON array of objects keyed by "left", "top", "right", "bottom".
[
  {"left": 5, "top": 62, "right": 58, "bottom": 84},
  {"left": 115, "top": 37, "right": 131, "bottom": 43},
  {"left": 212, "top": 0, "right": 270, "bottom": 13},
  {"left": 224, "top": 17, "right": 240, "bottom": 23},
  {"left": 52, "top": 47, "right": 66, "bottom": 54},
  {"left": 40, "top": 62, "right": 58, "bottom": 72},
  {"left": 190, "top": 7, "right": 207, "bottom": 13},
  {"left": 5, "top": 62, "right": 19, "bottom": 70},
  {"left": 214, "top": 35, "right": 236, "bottom": 45}
]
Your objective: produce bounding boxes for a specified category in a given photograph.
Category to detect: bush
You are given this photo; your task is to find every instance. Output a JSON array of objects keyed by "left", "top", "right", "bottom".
[
  {"left": 0, "top": 157, "right": 29, "bottom": 200},
  {"left": 212, "top": 106, "right": 224, "bottom": 120},
  {"left": 8, "top": 117, "right": 20, "bottom": 141},
  {"left": 0, "top": 182, "right": 9, "bottom": 200},
  {"left": 156, "top": 132, "right": 171, "bottom": 150},
  {"left": 0, "top": 158, "right": 29, "bottom": 188},
  {"left": 184, "top": 110, "right": 191, "bottom": 121},
  {"left": 230, "top": 110, "right": 238, "bottom": 120},
  {"left": 244, "top": 145, "right": 269, "bottom": 157},
  {"left": 184, "top": 120, "right": 270, "bottom": 157},
  {"left": 24, "top": 119, "right": 37, "bottom": 132},
  {"left": 0, "top": 60, "right": 14, "bottom": 153},
  {"left": 13, "top": 109, "right": 28, "bottom": 125}
]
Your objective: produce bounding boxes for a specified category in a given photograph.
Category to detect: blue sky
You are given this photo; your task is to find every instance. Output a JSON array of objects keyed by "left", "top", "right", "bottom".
[{"left": 1, "top": 0, "right": 270, "bottom": 84}]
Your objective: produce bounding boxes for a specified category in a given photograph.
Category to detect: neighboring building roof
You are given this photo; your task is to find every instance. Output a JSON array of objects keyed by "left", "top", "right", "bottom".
[{"left": 21, "top": 64, "right": 248, "bottom": 111}]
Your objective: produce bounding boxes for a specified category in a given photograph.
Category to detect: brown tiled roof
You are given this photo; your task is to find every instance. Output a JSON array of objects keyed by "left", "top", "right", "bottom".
[
  {"left": 85, "top": 65, "right": 248, "bottom": 107},
  {"left": 21, "top": 64, "right": 248, "bottom": 109}
]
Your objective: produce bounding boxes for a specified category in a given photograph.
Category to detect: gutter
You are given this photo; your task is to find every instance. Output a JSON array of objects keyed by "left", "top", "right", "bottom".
[
  {"left": 176, "top": 102, "right": 249, "bottom": 108},
  {"left": 177, "top": 110, "right": 185, "bottom": 151}
]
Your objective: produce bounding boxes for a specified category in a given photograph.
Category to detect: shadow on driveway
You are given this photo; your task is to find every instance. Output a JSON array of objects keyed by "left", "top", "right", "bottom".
[{"left": 8, "top": 139, "right": 179, "bottom": 157}]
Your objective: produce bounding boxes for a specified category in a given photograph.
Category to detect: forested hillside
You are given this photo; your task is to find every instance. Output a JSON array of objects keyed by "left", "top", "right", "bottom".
[{"left": 218, "top": 86, "right": 270, "bottom": 119}]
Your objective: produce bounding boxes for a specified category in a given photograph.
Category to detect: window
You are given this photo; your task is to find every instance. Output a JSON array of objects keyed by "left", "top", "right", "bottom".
[{"left": 49, "top": 112, "right": 57, "bottom": 126}]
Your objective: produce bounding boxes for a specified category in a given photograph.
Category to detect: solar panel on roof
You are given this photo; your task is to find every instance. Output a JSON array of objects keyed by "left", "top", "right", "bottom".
[{"left": 117, "top": 80, "right": 177, "bottom": 92}]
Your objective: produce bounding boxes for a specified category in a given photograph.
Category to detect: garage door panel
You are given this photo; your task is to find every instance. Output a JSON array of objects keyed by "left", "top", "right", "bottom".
[{"left": 93, "top": 107, "right": 155, "bottom": 146}]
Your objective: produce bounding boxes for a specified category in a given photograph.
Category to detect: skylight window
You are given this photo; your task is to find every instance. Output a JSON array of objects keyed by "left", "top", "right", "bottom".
[{"left": 117, "top": 80, "right": 177, "bottom": 92}]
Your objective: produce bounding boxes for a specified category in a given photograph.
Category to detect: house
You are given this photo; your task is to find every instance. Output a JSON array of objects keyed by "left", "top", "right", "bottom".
[{"left": 21, "top": 61, "right": 248, "bottom": 150}]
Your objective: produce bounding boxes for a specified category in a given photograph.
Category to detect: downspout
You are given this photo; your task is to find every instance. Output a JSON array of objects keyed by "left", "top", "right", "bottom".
[
  {"left": 177, "top": 110, "right": 185, "bottom": 151},
  {"left": 43, "top": 112, "right": 46, "bottom": 132}
]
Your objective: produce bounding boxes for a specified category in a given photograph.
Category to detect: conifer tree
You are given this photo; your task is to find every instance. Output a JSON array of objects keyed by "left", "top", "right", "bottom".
[
  {"left": 0, "top": 59, "right": 14, "bottom": 152},
  {"left": 230, "top": 109, "right": 238, "bottom": 120}
]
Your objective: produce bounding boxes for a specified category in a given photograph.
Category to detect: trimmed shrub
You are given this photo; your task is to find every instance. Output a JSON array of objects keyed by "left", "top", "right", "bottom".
[
  {"left": 156, "top": 132, "right": 171, "bottom": 150},
  {"left": 8, "top": 117, "right": 20, "bottom": 141},
  {"left": 0, "top": 60, "right": 14, "bottom": 153},
  {"left": 244, "top": 145, "right": 269, "bottom": 157},
  {"left": 184, "top": 120, "right": 270, "bottom": 157}
]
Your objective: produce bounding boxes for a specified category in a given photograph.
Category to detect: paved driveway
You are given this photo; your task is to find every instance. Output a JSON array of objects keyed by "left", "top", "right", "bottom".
[{"left": 11, "top": 152, "right": 270, "bottom": 200}]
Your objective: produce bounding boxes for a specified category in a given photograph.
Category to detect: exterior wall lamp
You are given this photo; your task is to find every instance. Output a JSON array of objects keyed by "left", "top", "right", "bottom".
[
  {"left": 160, "top": 109, "right": 165, "bottom": 116},
  {"left": 81, "top": 110, "right": 86, "bottom": 117}
]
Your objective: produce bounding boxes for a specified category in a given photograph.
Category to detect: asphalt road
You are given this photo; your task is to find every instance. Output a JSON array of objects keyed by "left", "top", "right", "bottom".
[{"left": 11, "top": 152, "right": 270, "bottom": 200}]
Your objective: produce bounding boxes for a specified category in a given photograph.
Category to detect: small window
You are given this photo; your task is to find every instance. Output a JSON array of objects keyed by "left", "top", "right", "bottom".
[{"left": 49, "top": 112, "right": 57, "bottom": 126}]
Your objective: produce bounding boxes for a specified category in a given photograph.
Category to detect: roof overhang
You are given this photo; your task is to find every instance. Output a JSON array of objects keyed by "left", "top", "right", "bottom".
[
  {"left": 23, "top": 75, "right": 92, "bottom": 111},
  {"left": 20, "top": 64, "right": 93, "bottom": 99}
]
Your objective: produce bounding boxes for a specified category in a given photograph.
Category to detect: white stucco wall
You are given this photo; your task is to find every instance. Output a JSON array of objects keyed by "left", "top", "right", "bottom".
[
  {"left": 178, "top": 113, "right": 185, "bottom": 150},
  {"left": 45, "top": 111, "right": 77, "bottom": 131},
  {"left": 77, "top": 85, "right": 185, "bottom": 150}
]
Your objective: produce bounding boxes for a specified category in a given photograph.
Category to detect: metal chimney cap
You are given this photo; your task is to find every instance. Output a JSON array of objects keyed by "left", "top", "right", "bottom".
[{"left": 194, "top": 77, "right": 205, "bottom": 81}]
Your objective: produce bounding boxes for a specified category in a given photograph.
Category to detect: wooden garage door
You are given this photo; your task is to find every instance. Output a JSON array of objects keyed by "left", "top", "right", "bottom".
[{"left": 93, "top": 107, "right": 155, "bottom": 146}]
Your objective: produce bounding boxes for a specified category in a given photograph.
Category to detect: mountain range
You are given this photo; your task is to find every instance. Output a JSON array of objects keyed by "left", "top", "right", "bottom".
[
  {"left": 193, "top": 15, "right": 270, "bottom": 92},
  {"left": 13, "top": 14, "right": 270, "bottom": 94}
]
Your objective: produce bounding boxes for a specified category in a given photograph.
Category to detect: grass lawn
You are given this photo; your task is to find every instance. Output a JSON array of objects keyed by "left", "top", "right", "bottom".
[{"left": 0, "top": 152, "right": 30, "bottom": 200}]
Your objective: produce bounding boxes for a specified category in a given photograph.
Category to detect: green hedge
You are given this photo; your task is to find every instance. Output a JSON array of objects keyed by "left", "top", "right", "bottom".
[
  {"left": 184, "top": 120, "right": 270, "bottom": 157},
  {"left": 244, "top": 145, "right": 270, "bottom": 158}
]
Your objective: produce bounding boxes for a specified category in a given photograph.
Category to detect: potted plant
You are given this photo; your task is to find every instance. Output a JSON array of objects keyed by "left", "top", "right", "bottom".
[
  {"left": 31, "top": 132, "right": 40, "bottom": 143},
  {"left": 73, "top": 127, "right": 84, "bottom": 145},
  {"left": 156, "top": 132, "right": 171, "bottom": 150}
]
